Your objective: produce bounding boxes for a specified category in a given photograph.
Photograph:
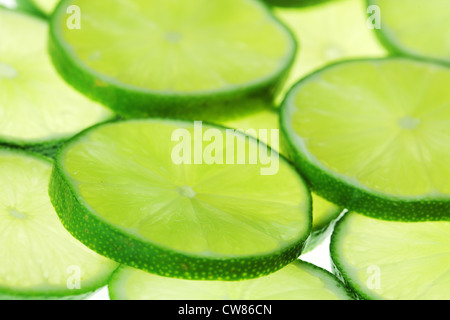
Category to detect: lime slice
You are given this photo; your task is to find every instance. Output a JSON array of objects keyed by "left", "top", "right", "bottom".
[
  {"left": 331, "top": 211, "right": 450, "bottom": 300},
  {"left": 49, "top": 119, "right": 312, "bottom": 280},
  {"left": 0, "top": 9, "right": 114, "bottom": 152},
  {"left": 219, "top": 107, "right": 343, "bottom": 251},
  {"left": 109, "top": 260, "right": 353, "bottom": 300},
  {"left": 49, "top": 0, "right": 297, "bottom": 119},
  {"left": 30, "top": 0, "right": 59, "bottom": 15},
  {"left": 369, "top": 0, "right": 450, "bottom": 65},
  {"left": 0, "top": 148, "right": 117, "bottom": 300},
  {"left": 281, "top": 57, "right": 450, "bottom": 221},
  {"left": 273, "top": 0, "right": 387, "bottom": 103}
]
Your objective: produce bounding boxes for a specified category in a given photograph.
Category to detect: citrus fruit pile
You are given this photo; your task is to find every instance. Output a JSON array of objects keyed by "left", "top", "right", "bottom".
[{"left": 0, "top": 0, "right": 448, "bottom": 300}]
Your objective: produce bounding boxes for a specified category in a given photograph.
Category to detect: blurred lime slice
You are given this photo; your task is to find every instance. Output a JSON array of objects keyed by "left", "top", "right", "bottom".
[{"left": 274, "top": 0, "right": 387, "bottom": 103}]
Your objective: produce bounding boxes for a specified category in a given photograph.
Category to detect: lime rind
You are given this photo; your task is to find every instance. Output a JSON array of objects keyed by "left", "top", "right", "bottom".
[
  {"left": 108, "top": 260, "right": 355, "bottom": 300},
  {"left": 48, "top": 0, "right": 297, "bottom": 119},
  {"left": 0, "top": 147, "right": 118, "bottom": 299},
  {"left": 303, "top": 199, "right": 343, "bottom": 253},
  {"left": 49, "top": 118, "right": 312, "bottom": 281},
  {"left": 280, "top": 57, "right": 450, "bottom": 221}
]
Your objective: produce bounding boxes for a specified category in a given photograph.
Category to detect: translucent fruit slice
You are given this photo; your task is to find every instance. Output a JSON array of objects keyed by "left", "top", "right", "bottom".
[
  {"left": 109, "top": 260, "right": 354, "bottom": 300},
  {"left": 0, "top": 9, "right": 114, "bottom": 151},
  {"left": 369, "top": 0, "right": 450, "bottom": 65},
  {"left": 49, "top": 0, "right": 297, "bottom": 118},
  {"left": 49, "top": 119, "right": 312, "bottom": 280},
  {"left": 219, "top": 107, "right": 343, "bottom": 251},
  {"left": 281, "top": 57, "right": 450, "bottom": 221},
  {"left": 0, "top": 148, "right": 117, "bottom": 300},
  {"left": 273, "top": 0, "right": 387, "bottom": 103},
  {"left": 331, "top": 211, "right": 450, "bottom": 300}
]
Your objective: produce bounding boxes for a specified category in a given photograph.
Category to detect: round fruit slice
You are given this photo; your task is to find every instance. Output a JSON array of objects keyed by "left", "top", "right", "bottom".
[
  {"left": 49, "top": 119, "right": 312, "bottom": 280},
  {"left": 273, "top": 0, "right": 387, "bottom": 103},
  {"left": 49, "top": 0, "right": 297, "bottom": 119},
  {"left": 219, "top": 107, "right": 343, "bottom": 251},
  {"left": 0, "top": 9, "right": 114, "bottom": 152},
  {"left": 30, "top": 0, "right": 59, "bottom": 15},
  {"left": 368, "top": 0, "right": 450, "bottom": 65},
  {"left": 331, "top": 211, "right": 450, "bottom": 300},
  {"left": 281, "top": 57, "right": 450, "bottom": 221},
  {"left": 109, "top": 260, "right": 354, "bottom": 300},
  {"left": 0, "top": 148, "right": 117, "bottom": 300}
]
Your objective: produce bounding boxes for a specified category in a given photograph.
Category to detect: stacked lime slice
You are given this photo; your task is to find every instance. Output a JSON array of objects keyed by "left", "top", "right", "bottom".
[
  {"left": 0, "top": 8, "right": 114, "bottom": 154},
  {"left": 50, "top": 119, "right": 312, "bottom": 280},
  {"left": 369, "top": 0, "right": 450, "bottom": 65},
  {"left": 109, "top": 260, "right": 354, "bottom": 300},
  {"left": 0, "top": 148, "right": 117, "bottom": 299},
  {"left": 48, "top": 0, "right": 297, "bottom": 119},
  {"left": 331, "top": 212, "right": 449, "bottom": 300},
  {"left": 281, "top": 57, "right": 450, "bottom": 221}
]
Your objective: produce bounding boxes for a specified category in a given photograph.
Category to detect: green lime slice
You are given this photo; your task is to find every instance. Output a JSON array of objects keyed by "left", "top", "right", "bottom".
[
  {"left": 0, "top": 148, "right": 117, "bottom": 300},
  {"left": 0, "top": 9, "right": 114, "bottom": 151},
  {"left": 30, "top": 0, "right": 59, "bottom": 15},
  {"left": 273, "top": 0, "right": 387, "bottom": 103},
  {"left": 109, "top": 260, "right": 353, "bottom": 300},
  {"left": 369, "top": 0, "right": 450, "bottom": 65},
  {"left": 331, "top": 211, "right": 450, "bottom": 300},
  {"left": 219, "top": 107, "right": 343, "bottom": 251},
  {"left": 281, "top": 57, "right": 450, "bottom": 221},
  {"left": 49, "top": 0, "right": 297, "bottom": 119},
  {"left": 49, "top": 119, "right": 312, "bottom": 280}
]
